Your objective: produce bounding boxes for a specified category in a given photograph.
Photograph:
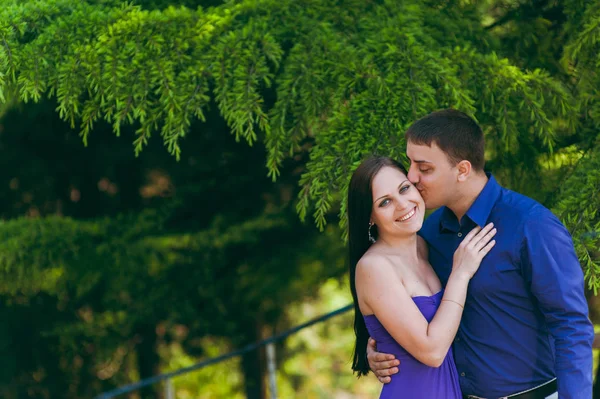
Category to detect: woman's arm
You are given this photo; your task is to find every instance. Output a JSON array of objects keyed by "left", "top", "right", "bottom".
[{"left": 357, "top": 224, "right": 495, "bottom": 367}]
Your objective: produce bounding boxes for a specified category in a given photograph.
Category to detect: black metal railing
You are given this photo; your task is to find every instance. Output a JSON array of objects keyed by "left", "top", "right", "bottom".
[{"left": 96, "top": 303, "right": 353, "bottom": 399}]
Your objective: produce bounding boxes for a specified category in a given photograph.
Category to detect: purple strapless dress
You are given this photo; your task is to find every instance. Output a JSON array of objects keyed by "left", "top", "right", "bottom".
[{"left": 363, "top": 290, "right": 462, "bottom": 398}]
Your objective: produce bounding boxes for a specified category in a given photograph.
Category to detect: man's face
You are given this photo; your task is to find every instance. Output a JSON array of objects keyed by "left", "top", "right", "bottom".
[{"left": 406, "top": 141, "right": 458, "bottom": 209}]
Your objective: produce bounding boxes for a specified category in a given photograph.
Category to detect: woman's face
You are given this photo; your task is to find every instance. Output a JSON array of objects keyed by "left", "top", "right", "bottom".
[{"left": 370, "top": 166, "right": 425, "bottom": 238}]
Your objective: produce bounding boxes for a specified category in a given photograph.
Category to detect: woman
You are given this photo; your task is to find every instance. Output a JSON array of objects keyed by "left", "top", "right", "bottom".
[{"left": 348, "top": 156, "right": 496, "bottom": 398}]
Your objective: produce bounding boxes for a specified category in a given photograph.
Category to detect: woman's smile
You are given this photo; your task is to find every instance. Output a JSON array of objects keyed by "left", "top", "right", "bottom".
[{"left": 396, "top": 206, "right": 417, "bottom": 222}]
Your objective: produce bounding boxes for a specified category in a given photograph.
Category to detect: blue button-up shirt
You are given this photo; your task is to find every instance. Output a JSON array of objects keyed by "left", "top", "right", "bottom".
[{"left": 419, "top": 175, "right": 594, "bottom": 398}]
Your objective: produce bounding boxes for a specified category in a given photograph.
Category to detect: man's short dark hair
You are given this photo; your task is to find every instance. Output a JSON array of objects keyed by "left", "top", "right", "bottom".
[{"left": 405, "top": 109, "right": 485, "bottom": 171}]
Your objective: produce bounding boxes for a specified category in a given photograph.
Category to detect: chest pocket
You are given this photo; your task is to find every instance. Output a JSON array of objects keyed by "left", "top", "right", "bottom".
[
  {"left": 493, "top": 248, "right": 520, "bottom": 271},
  {"left": 456, "top": 248, "right": 525, "bottom": 301},
  {"left": 491, "top": 250, "right": 529, "bottom": 295}
]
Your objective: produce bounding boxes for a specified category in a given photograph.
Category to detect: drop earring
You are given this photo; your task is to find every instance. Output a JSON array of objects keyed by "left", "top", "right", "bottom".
[{"left": 368, "top": 222, "right": 376, "bottom": 243}]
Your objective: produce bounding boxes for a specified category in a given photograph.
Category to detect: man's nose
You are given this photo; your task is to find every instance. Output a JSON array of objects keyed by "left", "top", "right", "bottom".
[{"left": 407, "top": 166, "right": 419, "bottom": 184}]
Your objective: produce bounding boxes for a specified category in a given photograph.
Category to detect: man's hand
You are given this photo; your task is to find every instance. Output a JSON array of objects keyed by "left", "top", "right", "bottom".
[{"left": 366, "top": 337, "right": 399, "bottom": 383}]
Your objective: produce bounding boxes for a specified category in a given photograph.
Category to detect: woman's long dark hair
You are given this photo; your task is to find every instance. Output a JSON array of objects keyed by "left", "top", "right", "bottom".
[{"left": 348, "top": 156, "right": 407, "bottom": 377}]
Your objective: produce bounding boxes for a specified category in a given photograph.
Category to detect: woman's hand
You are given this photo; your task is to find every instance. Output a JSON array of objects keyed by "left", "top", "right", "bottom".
[{"left": 452, "top": 223, "right": 496, "bottom": 280}]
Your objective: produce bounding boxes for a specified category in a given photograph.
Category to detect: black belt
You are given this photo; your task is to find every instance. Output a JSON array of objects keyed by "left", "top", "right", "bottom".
[{"left": 464, "top": 378, "right": 557, "bottom": 399}]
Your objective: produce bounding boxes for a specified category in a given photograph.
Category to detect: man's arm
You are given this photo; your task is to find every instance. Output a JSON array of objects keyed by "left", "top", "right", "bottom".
[
  {"left": 521, "top": 211, "right": 594, "bottom": 399},
  {"left": 366, "top": 337, "right": 399, "bottom": 383}
]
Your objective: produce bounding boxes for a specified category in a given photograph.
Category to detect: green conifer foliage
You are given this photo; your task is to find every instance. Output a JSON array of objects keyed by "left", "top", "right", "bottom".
[
  {"left": 1, "top": 1, "right": 600, "bottom": 396},
  {"left": 0, "top": 0, "right": 582, "bottom": 225}
]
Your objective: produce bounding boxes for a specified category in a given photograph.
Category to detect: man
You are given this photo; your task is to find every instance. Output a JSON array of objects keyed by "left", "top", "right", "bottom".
[{"left": 367, "top": 109, "right": 594, "bottom": 398}]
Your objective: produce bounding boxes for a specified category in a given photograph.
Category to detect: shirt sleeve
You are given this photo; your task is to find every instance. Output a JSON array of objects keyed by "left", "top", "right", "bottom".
[{"left": 520, "top": 210, "right": 594, "bottom": 399}]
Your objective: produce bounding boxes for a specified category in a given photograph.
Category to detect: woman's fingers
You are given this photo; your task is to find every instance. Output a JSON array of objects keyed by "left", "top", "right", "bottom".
[
  {"left": 479, "top": 240, "right": 496, "bottom": 257},
  {"left": 461, "top": 225, "right": 482, "bottom": 245},
  {"left": 474, "top": 227, "right": 497, "bottom": 251},
  {"left": 468, "top": 223, "right": 495, "bottom": 247}
]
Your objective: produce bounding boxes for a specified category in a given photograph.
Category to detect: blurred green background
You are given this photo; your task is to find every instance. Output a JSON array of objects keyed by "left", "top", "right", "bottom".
[{"left": 0, "top": 0, "right": 600, "bottom": 398}]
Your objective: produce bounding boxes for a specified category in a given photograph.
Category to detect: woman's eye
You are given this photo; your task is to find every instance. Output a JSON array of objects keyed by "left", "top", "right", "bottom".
[
  {"left": 419, "top": 169, "right": 431, "bottom": 173},
  {"left": 399, "top": 185, "right": 410, "bottom": 194},
  {"left": 379, "top": 199, "right": 390, "bottom": 207}
]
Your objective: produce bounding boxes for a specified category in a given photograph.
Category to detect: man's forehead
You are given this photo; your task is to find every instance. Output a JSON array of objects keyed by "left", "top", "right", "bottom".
[{"left": 407, "top": 142, "right": 439, "bottom": 160}]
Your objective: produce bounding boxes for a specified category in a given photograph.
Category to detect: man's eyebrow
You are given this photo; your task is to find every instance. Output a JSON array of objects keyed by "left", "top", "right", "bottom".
[{"left": 406, "top": 155, "right": 432, "bottom": 164}]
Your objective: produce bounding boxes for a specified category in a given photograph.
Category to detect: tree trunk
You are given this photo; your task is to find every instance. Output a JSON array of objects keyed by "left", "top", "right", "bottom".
[
  {"left": 239, "top": 321, "right": 266, "bottom": 399},
  {"left": 136, "top": 324, "right": 161, "bottom": 399},
  {"left": 594, "top": 365, "right": 600, "bottom": 399},
  {"left": 241, "top": 349, "right": 265, "bottom": 399}
]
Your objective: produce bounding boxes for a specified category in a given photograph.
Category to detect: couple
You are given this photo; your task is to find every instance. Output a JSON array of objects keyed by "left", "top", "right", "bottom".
[{"left": 347, "top": 109, "right": 594, "bottom": 399}]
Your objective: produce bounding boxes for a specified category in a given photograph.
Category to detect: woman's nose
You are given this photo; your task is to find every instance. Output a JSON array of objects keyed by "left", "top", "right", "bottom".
[{"left": 395, "top": 195, "right": 409, "bottom": 209}]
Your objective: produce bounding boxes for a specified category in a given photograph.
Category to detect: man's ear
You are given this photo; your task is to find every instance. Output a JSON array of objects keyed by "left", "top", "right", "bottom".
[{"left": 456, "top": 160, "right": 472, "bottom": 182}]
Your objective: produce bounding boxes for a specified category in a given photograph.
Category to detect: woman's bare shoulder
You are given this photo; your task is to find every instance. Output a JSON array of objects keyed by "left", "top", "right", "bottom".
[
  {"left": 355, "top": 250, "right": 405, "bottom": 314},
  {"left": 357, "top": 249, "right": 394, "bottom": 271},
  {"left": 356, "top": 252, "right": 397, "bottom": 285}
]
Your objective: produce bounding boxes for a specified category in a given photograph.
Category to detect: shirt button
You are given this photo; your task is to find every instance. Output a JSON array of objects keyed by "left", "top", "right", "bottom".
[
  {"left": 457, "top": 232, "right": 463, "bottom": 237},
  {"left": 460, "top": 372, "right": 466, "bottom": 377}
]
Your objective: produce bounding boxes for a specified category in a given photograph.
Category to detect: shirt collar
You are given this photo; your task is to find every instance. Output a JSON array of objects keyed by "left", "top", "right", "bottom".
[
  {"left": 439, "top": 173, "right": 501, "bottom": 232},
  {"left": 465, "top": 174, "right": 501, "bottom": 228},
  {"left": 439, "top": 207, "right": 460, "bottom": 233}
]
